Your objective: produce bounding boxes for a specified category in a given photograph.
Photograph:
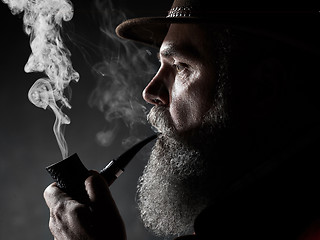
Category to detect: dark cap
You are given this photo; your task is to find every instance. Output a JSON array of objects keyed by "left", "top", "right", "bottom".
[{"left": 116, "top": 0, "right": 320, "bottom": 50}]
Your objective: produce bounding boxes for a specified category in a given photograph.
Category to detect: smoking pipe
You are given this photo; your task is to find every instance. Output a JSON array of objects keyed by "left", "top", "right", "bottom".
[{"left": 46, "top": 134, "right": 157, "bottom": 203}]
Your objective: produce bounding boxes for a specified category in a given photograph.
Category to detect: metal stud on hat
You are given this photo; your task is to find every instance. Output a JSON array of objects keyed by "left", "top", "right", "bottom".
[{"left": 167, "top": 6, "right": 193, "bottom": 18}]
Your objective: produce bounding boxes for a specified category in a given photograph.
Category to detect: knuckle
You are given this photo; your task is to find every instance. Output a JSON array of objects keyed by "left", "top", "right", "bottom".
[
  {"left": 49, "top": 213, "right": 62, "bottom": 237},
  {"left": 48, "top": 217, "right": 56, "bottom": 231},
  {"left": 43, "top": 183, "right": 56, "bottom": 200},
  {"left": 68, "top": 202, "right": 88, "bottom": 218},
  {"left": 50, "top": 202, "right": 64, "bottom": 222},
  {"left": 50, "top": 199, "right": 85, "bottom": 220}
]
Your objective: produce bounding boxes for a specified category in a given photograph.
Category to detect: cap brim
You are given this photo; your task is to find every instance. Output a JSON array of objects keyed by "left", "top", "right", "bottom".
[
  {"left": 116, "top": 17, "right": 203, "bottom": 48},
  {"left": 116, "top": 13, "right": 320, "bottom": 54}
]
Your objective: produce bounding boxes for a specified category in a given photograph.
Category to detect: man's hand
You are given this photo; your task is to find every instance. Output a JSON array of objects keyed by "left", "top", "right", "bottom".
[{"left": 43, "top": 171, "right": 126, "bottom": 240}]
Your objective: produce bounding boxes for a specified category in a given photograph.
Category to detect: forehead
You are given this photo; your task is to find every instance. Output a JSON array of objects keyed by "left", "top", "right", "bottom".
[{"left": 160, "top": 24, "right": 210, "bottom": 61}]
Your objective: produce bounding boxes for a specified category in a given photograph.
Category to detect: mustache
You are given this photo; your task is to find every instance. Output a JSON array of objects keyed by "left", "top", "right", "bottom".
[{"left": 147, "top": 106, "right": 177, "bottom": 136}]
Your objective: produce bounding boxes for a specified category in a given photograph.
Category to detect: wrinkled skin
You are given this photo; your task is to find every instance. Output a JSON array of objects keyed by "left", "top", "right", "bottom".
[
  {"left": 143, "top": 24, "right": 216, "bottom": 134},
  {"left": 43, "top": 172, "right": 126, "bottom": 240}
]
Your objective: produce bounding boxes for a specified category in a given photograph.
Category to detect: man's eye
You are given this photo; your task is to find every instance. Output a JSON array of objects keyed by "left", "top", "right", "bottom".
[{"left": 173, "top": 63, "right": 188, "bottom": 72}]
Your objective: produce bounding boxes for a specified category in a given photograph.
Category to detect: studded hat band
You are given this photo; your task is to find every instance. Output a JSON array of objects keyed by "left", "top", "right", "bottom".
[{"left": 167, "top": 6, "right": 193, "bottom": 18}]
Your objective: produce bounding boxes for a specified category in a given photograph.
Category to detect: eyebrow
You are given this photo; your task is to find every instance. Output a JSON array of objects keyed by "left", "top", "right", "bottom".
[{"left": 159, "top": 43, "right": 202, "bottom": 61}]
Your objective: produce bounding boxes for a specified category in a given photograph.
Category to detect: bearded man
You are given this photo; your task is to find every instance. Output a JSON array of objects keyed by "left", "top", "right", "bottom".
[{"left": 44, "top": 0, "right": 320, "bottom": 239}]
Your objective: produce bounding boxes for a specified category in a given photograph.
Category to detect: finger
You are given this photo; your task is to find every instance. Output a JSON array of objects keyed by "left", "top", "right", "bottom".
[
  {"left": 84, "top": 172, "right": 122, "bottom": 219},
  {"left": 43, "top": 182, "right": 72, "bottom": 208},
  {"left": 84, "top": 172, "right": 126, "bottom": 239},
  {"left": 85, "top": 172, "right": 114, "bottom": 206}
]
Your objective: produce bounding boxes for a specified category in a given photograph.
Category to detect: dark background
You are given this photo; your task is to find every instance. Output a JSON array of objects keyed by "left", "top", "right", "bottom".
[{"left": 0, "top": 0, "right": 170, "bottom": 239}]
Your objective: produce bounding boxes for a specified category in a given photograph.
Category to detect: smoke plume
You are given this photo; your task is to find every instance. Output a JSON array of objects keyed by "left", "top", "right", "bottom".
[
  {"left": 89, "top": 0, "right": 157, "bottom": 148},
  {"left": 2, "top": 0, "right": 79, "bottom": 159}
]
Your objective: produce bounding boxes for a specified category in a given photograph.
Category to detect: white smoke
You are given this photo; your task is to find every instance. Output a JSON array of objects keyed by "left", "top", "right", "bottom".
[
  {"left": 2, "top": 0, "right": 79, "bottom": 159},
  {"left": 89, "top": 0, "right": 157, "bottom": 148}
]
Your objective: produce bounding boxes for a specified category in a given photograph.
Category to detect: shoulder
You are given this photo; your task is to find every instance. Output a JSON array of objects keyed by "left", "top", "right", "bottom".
[{"left": 193, "top": 129, "right": 320, "bottom": 240}]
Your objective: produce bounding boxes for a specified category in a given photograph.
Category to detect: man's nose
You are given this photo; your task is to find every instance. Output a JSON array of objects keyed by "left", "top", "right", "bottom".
[{"left": 142, "top": 73, "right": 169, "bottom": 106}]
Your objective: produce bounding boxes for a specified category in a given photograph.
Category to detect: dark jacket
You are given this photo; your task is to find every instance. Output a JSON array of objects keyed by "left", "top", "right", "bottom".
[{"left": 178, "top": 125, "right": 320, "bottom": 240}]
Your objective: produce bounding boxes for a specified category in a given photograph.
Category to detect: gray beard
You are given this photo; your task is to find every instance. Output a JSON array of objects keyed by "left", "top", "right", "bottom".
[
  {"left": 136, "top": 29, "right": 231, "bottom": 237},
  {"left": 137, "top": 90, "right": 228, "bottom": 237},
  {"left": 137, "top": 133, "right": 212, "bottom": 237}
]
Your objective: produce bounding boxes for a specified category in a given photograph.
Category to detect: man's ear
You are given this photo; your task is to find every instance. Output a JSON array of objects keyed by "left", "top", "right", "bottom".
[{"left": 250, "top": 57, "right": 286, "bottom": 116}]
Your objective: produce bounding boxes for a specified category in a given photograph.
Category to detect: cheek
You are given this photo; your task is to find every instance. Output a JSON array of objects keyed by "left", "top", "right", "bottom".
[
  {"left": 169, "top": 80, "right": 213, "bottom": 132},
  {"left": 169, "top": 96, "right": 193, "bottom": 131}
]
